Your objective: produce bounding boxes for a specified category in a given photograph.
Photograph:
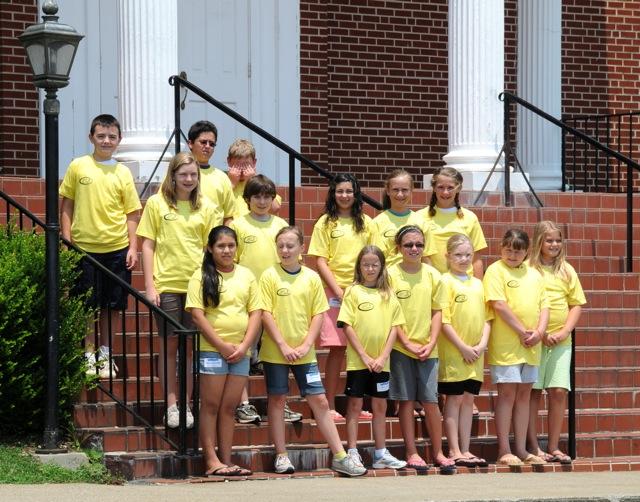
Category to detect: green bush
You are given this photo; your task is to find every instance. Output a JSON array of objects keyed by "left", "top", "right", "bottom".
[{"left": 0, "top": 228, "right": 93, "bottom": 437}]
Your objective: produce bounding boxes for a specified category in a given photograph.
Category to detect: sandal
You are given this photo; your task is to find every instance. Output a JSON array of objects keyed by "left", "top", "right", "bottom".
[
  {"left": 453, "top": 457, "right": 477, "bottom": 468},
  {"left": 228, "top": 465, "right": 252, "bottom": 476},
  {"left": 329, "top": 409, "right": 345, "bottom": 422},
  {"left": 406, "top": 455, "right": 429, "bottom": 472},
  {"left": 434, "top": 458, "right": 456, "bottom": 475},
  {"left": 549, "top": 451, "right": 572, "bottom": 464},
  {"left": 522, "top": 453, "right": 546, "bottom": 465},
  {"left": 204, "top": 465, "right": 239, "bottom": 477},
  {"left": 497, "top": 454, "right": 523, "bottom": 466},
  {"left": 466, "top": 455, "right": 488, "bottom": 467}
]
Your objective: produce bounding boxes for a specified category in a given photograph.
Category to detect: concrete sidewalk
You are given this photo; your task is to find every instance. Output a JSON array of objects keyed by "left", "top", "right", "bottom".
[{"left": 1, "top": 471, "right": 639, "bottom": 501}]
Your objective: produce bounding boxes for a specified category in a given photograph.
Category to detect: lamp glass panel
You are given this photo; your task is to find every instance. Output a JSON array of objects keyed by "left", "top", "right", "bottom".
[
  {"left": 26, "top": 43, "right": 46, "bottom": 75},
  {"left": 47, "top": 41, "right": 76, "bottom": 77}
]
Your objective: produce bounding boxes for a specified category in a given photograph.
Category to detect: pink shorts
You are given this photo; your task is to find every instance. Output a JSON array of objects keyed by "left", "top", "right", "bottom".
[{"left": 318, "top": 287, "right": 347, "bottom": 348}]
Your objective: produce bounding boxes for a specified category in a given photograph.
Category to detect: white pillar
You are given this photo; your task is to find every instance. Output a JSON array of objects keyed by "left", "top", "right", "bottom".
[
  {"left": 517, "top": 0, "right": 562, "bottom": 190},
  {"left": 115, "top": 0, "right": 178, "bottom": 182},
  {"left": 443, "top": 0, "right": 512, "bottom": 191}
]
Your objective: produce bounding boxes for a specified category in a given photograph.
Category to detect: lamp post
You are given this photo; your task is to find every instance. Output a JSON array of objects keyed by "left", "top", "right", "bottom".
[{"left": 19, "top": 0, "right": 83, "bottom": 452}]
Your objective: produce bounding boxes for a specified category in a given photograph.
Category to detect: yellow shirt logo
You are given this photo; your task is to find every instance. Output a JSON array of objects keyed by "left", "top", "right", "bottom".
[
  {"left": 454, "top": 294, "right": 468, "bottom": 303},
  {"left": 383, "top": 228, "right": 396, "bottom": 238},
  {"left": 396, "top": 289, "right": 411, "bottom": 299},
  {"left": 79, "top": 176, "right": 93, "bottom": 185},
  {"left": 357, "top": 302, "right": 374, "bottom": 311},
  {"left": 276, "top": 288, "right": 290, "bottom": 296},
  {"left": 507, "top": 280, "right": 520, "bottom": 288},
  {"left": 244, "top": 235, "right": 258, "bottom": 243},
  {"left": 163, "top": 213, "right": 178, "bottom": 221},
  {"left": 330, "top": 229, "right": 345, "bottom": 238}
]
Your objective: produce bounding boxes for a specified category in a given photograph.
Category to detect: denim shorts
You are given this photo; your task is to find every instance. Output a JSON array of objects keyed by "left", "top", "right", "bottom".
[
  {"left": 199, "top": 351, "right": 249, "bottom": 376},
  {"left": 263, "top": 362, "right": 325, "bottom": 397},
  {"left": 490, "top": 363, "right": 538, "bottom": 384}
]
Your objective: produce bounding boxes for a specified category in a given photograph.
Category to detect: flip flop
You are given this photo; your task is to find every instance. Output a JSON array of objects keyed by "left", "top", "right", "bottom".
[
  {"left": 522, "top": 453, "right": 546, "bottom": 465},
  {"left": 497, "top": 454, "right": 523, "bottom": 466},
  {"left": 434, "top": 460, "right": 456, "bottom": 475},
  {"left": 406, "top": 456, "right": 429, "bottom": 472},
  {"left": 549, "top": 452, "right": 572, "bottom": 464},
  {"left": 466, "top": 455, "right": 488, "bottom": 467},
  {"left": 204, "top": 465, "right": 239, "bottom": 477},
  {"left": 228, "top": 465, "right": 253, "bottom": 476},
  {"left": 453, "top": 457, "right": 477, "bottom": 468}
]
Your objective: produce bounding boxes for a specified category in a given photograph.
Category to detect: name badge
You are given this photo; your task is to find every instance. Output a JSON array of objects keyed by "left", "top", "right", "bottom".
[
  {"left": 376, "top": 380, "right": 390, "bottom": 392},
  {"left": 203, "top": 357, "right": 223, "bottom": 368},
  {"left": 306, "top": 372, "right": 322, "bottom": 383},
  {"left": 328, "top": 297, "right": 342, "bottom": 308}
]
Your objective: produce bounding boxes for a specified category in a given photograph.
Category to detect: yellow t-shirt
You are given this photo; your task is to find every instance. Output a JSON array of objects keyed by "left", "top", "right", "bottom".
[
  {"left": 185, "top": 265, "right": 261, "bottom": 353},
  {"left": 416, "top": 206, "right": 487, "bottom": 273},
  {"left": 230, "top": 214, "right": 288, "bottom": 280},
  {"left": 483, "top": 260, "right": 549, "bottom": 366},
  {"left": 438, "top": 272, "right": 492, "bottom": 382},
  {"left": 337, "top": 284, "right": 405, "bottom": 371},
  {"left": 388, "top": 263, "right": 446, "bottom": 359},
  {"left": 230, "top": 179, "right": 282, "bottom": 218},
  {"left": 199, "top": 166, "right": 235, "bottom": 218},
  {"left": 136, "top": 194, "right": 222, "bottom": 293},
  {"left": 307, "top": 214, "right": 373, "bottom": 288},
  {"left": 372, "top": 210, "right": 437, "bottom": 267},
  {"left": 59, "top": 155, "right": 141, "bottom": 253},
  {"left": 538, "top": 262, "right": 586, "bottom": 345},
  {"left": 258, "top": 265, "right": 329, "bottom": 365}
]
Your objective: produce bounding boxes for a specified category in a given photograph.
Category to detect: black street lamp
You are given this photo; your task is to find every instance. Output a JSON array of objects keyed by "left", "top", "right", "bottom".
[{"left": 18, "top": 0, "right": 83, "bottom": 452}]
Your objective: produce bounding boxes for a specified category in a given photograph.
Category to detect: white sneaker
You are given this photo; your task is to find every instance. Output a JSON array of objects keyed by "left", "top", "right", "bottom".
[
  {"left": 165, "top": 404, "right": 195, "bottom": 429},
  {"left": 347, "top": 449, "right": 365, "bottom": 469},
  {"left": 331, "top": 454, "right": 367, "bottom": 477},
  {"left": 372, "top": 449, "right": 407, "bottom": 469},
  {"left": 274, "top": 454, "right": 295, "bottom": 474},
  {"left": 85, "top": 352, "right": 96, "bottom": 375},
  {"left": 97, "top": 347, "right": 118, "bottom": 379}
]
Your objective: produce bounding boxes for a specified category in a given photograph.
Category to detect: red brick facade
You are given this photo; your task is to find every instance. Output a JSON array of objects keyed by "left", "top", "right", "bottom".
[
  {"left": 1, "top": 1, "right": 639, "bottom": 189},
  {"left": 0, "top": 0, "right": 39, "bottom": 177}
]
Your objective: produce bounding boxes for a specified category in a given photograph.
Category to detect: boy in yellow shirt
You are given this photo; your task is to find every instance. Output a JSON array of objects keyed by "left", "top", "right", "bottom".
[
  {"left": 225, "top": 139, "right": 281, "bottom": 218},
  {"left": 60, "top": 114, "right": 141, "bottom": 378},
  {"left": 186, "top": 120, "right": 235, "bottom": 223}
]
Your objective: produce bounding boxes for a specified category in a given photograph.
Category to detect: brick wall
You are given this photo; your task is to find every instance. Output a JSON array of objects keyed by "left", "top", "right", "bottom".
[
  {"left": 0, "top": 0, "right": 39, "bottom": 177},
  {"left": 561, "top": 0, "right": 640, "bottom": 192},
  {"left": 299, "top": 0, "right": 520, "bottom": 188}
]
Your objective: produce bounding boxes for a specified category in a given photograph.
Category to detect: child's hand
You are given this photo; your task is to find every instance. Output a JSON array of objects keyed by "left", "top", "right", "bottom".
[
  {"left": 546, "top": 330, "right": 568, "bottom": 346},
  {"left": 295, "top": 342, "right": 312, "bottom": 359},
  {"left": 126, "top": 248, "right": 138, "bottom": 270},
  {"left": 459, "top": 344, "right": 479, "bottom": 364},
  {"left": 360, "top": 353, "right": 375, "bottom": 371},
  {"left": 404, "top": 342, "right": 423, "bottom": 358},
  {"left": 279, "top": 342, "right": 299, "bottom": 362},
  {"left": 522, "top": 329, "right": 540, "bottom": 347},
  {"left": 226, "top": 344, "right": 246, "bottom": 363},
  {"left": 370, "top": 356, "right": 386, "bottom": 373},
  {"left": 417, "top": 343, "right": 435, "bottom": 361},
  {"left": 242, "top": 164, "right": 256, "bottom": 180},
  {"left": 219, "top": 342, "right": 237, "bottom": 360},
  {"left": 227, "top": 165, "right": 242, "bottom": 186},
  {"left": 145, "top": 285, "right": 160, "bottom": 306}
]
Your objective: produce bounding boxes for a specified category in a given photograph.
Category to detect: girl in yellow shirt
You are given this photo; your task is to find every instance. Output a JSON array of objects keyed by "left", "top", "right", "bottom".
[
  {"left": 186, "top": 226, "right": 261, "bottom": 477},
  {"left": 417, "top": 167, "right": 487, "bottom": 277},
  {"left": 438, "top": 234, "right": 491, "bottom": 468},
  {"left": 308, "top": 173, "right": 373, "bottom": 421},
  {"left": 483, "top": 229, "right": 549, "bottom": 466},
  {"left": 259, "top": 226, "right": 366, "bottom": 477},
  {"left": 137, "top": 152, "right": 221, "bottom": 429},
  {"left": 388, "top": 225, "right": 455, "bottom": 473},
  {"left": 526, "top": 221, "right": 586, "bottom": 465},
  {"left": 338, "top": 245, "right": 406, "bottom": 470},
  {"left": 372, "top": 169, "right": 435, "bottom": 267}
]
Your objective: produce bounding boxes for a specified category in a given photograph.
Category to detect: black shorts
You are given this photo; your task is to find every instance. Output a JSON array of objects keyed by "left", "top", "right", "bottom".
[
  {"left": 437, "top": 378, "right": 482, "bottom": 396},
  {"left": 76, "top": 246, "right": 131, "bottom": 310},
  {"left": 345, "top": 369, "right": 390, "bottom": 398}
]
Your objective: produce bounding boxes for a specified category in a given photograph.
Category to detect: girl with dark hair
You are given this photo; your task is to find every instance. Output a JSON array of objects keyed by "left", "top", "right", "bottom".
[
  {"left": 308, "top": 173, "right": 374, "bottom": 421},
  {"left": 186, "top": 225, "right": 261, "bottom": 477}
]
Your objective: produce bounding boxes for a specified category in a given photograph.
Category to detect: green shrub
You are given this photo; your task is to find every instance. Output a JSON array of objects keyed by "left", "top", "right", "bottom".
[{"left": 0, "top": 228, "right": 93, "bottom": 437}]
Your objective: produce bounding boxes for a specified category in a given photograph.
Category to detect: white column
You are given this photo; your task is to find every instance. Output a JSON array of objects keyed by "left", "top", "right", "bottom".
[
  {"left": 442, "top": 0, "right": 509, "bottom": 191},
  {"left": 517, "top": 0, "right": 562, "bottom": 190},
  {"left": 115, "top": 0, "right": 178, "bottom": 182}
]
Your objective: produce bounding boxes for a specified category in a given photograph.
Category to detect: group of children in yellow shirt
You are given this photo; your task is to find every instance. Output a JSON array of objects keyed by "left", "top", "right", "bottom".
[{"left": 60, "top": 115, "right": 586, "bottom": 478}]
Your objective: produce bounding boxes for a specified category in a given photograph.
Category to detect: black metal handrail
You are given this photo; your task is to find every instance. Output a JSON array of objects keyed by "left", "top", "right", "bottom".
[
  {"left": 501, "top": 91, "right": 638, "bottom": 272},
  {"left": 0, "top": 190, "right": 198, "bottom": 471},
  {"left": 167, "top": 74, "right": 383, "bottom": 223}
]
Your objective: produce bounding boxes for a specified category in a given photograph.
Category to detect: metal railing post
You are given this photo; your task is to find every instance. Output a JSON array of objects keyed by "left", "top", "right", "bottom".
[
  {"left": 568, "top": 329, "right": 576, "bottom": 459},
  {"left": 289, "top": 154, "right": 296, "bottom": 225},
  {"left": 504, "top": 93, "right": 511, "bottom": 206}
]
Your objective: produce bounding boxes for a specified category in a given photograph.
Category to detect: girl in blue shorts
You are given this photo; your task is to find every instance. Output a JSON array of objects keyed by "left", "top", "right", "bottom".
[{"left": 186, "top": 226, "right": 261, "bottom": 477}]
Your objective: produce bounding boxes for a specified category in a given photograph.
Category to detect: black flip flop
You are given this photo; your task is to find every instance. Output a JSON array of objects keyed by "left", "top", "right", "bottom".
[
  {"left": 434, "top": 461, "right": 456, "bottom": 475},
  {"left": 453, "top": 457, "right": 477, "bottom": 468}
]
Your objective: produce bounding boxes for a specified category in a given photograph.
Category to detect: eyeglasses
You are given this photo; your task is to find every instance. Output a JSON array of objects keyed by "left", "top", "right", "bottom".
[
  {"left": 197, "top": 140, "right": 217, "bottom": 147},
  {"left": 402, "top": 242, "right": 425, "bottom": 249}
]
